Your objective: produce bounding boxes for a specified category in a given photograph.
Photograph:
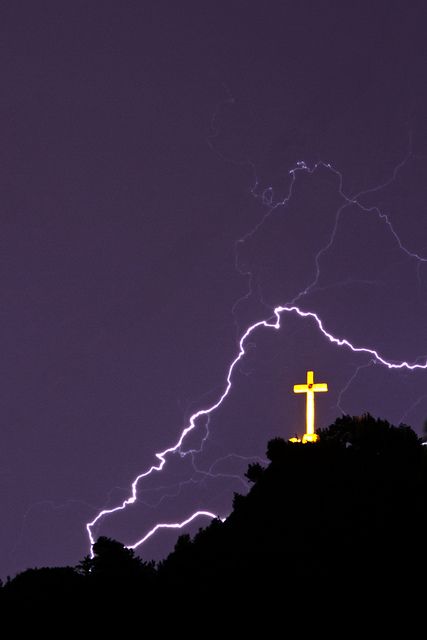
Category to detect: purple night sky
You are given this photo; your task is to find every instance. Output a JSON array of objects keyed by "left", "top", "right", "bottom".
[{"left": 2, "top": 1, "right": 427, "bottom": 578}]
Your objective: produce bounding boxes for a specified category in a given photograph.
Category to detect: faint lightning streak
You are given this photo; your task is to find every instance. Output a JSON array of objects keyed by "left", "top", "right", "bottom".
[
  {"left": 182, "top": 413, "right": 265, "bottom": 490},
  {"left": 232, "top": 161, "right": 306, "bottom": 335},
  {"left": 12, "top": 498, "right": 100, "bottom": 559},
  {"left": 336, "top": 360, "right": 376, "bottom": 414},
  {"left": 189, "top": 451, "right": 266, "bottom": 491},
  {"left": 233, "top": 150, "right": 422, "bottom": 328},
  {"left": 86, "top": 303, "right": 427, "bottom": 554},
  {"left": 291, "top": 148, "right": 425, "bottom": 304},
  {"left": 398, "top": 393, "right": 427, "bottom": 425}
]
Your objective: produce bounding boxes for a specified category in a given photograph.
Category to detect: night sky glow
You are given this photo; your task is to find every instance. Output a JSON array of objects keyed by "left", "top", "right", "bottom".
[{"left": 3, "top": 2, "right": 427, "bottom": 577}]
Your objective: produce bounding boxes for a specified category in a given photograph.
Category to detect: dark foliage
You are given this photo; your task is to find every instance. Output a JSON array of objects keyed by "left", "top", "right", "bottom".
[
  {"left": 244, "top": 462, "right": 265, "bottom": 483},
  {"left": 317, "top": 413, "right": 421, "bottom": 453},
  {"left": 78, "top": 535, "right": 155, "bottom": 582},
  {"left": 1, "top": 566, "right": 84, "bottom": 603},
  {"left": 2, "top": 414, "right": 427, "bottom": 617}
]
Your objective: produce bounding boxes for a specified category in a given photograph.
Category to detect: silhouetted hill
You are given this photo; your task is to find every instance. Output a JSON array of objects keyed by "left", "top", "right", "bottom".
[
  {"left": 159, "top": 415, "right": 427, "bottom": 600},
  {"left": 2, "top": 414, "right": 427, "bottom": 614}
]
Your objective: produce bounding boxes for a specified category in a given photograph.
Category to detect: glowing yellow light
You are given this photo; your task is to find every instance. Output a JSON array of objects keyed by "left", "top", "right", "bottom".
[{"left": 293, "top": 370, "right": 328, "bottom": 443}]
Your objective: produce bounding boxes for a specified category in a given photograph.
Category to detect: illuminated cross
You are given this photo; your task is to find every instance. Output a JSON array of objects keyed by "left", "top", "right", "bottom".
[{"left": 293, "top": 370, "right": 328, "bottom": 443}]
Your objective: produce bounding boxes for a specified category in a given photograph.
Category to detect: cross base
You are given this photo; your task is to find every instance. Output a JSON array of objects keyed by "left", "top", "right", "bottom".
[
  {"left": 302, "top": 433, "right": 319, "bottom": 443},
  {"left": 289, "top": 433, "right": 320, "bottom": 444}
]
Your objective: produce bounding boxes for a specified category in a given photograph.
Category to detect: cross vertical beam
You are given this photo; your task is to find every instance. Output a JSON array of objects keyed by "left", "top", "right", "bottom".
[{"left": 293, "top": 370, "right": 328, "bottom": 443}]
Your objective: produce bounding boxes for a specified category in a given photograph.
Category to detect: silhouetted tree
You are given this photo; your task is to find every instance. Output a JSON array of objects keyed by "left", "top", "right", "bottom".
[
  {"left": 232, "top": 491, "right": 246, "bottom": 510},
  {"left": 2, "top": 566, "right": 83, "bottom": 603},
  {"left": 173, "top": 532, "right": 192, "bottom": 553},
  {"left": 245, "top": 462, "right": 265, "bottom": 483},
  {"left": 80, "top": 536, "right": 155, "bottom": 583},
  {"left": 76, "top": 554, "right": 93, "bottom": 578},
  {"left": 266, "top": 436, "right": 289, "bottom": 462},
  {"left": 317, "top": 413, "right": 421, "bottom": 453}
]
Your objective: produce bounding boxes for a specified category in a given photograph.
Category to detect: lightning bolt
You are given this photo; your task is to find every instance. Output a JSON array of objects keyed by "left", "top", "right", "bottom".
[
  {"left": 86, "top": 302, "right": 427, "bottom": 554},
  {"left": 85, "top": 124, "right": 427, "bottom": 557},
  {"left": 127, "top": 511, "right": 226, "bottom": 550}
]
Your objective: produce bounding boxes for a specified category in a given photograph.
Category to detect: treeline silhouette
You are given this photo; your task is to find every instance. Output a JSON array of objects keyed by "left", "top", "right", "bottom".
[{"left": 2, "top": 414, "right": 427, "bottom": 611}]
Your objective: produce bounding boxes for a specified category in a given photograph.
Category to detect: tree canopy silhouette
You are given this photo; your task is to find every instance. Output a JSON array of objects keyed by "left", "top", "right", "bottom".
[
  {"left": 78, "top": 536, "right": 155, "bottom": 581},
  {"left": 2, "top": 413, "right": 427, "bottom": 612}
]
